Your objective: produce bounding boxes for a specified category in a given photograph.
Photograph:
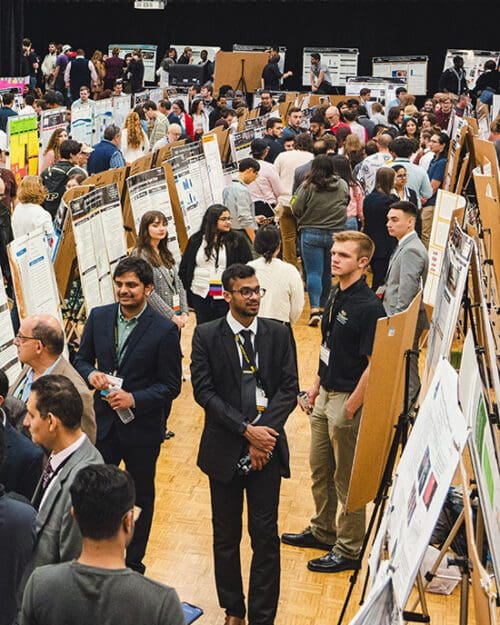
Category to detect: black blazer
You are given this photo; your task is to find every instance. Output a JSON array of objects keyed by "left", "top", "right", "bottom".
[
  {"left": 191, "top": 317, "right": 298, "bottom": 483},
  {"left": 74, "top": 303, "right": 182, "bottom": 447},
  {"left": 0, "top": 417, "right": 44, "bottom": 500},
  {"left": 178, "top": 230, "right": 253, "bottom": 300},
  {"left": 363, "top": 191, "right": 399, "bottom": 259}
]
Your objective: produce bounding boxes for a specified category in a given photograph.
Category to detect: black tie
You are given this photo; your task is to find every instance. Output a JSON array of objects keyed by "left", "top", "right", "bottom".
[
  {"left": 240, "top": 330, "right": 257, "bottom": 422},
  {"left": 32, "top": 459, "right": 54, "bottom": 510}
]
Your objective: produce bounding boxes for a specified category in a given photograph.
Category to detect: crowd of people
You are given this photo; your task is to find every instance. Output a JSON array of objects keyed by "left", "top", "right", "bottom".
[{"left": 0, "top": 42, "right": 499, "bottom": 625}]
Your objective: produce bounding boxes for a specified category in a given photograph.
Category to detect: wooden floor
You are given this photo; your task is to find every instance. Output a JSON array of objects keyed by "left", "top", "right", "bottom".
[{"left": 144, "top": 309, "right": 479, "bottom": 625}]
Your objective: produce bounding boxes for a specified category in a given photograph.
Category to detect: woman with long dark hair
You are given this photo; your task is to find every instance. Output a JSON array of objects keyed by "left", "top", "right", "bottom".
[
  {"left": 421, "top": 131, "right": 451, "bottom": 247},
  {"left": 292, "top": 155, "right": 349, "bottom": 326},
  {"left": 362, "top": 167, "right": 399, "bottom": 290},
  {"left": 179, "top": 204, "right": 253, "bottom": 323},
  {"left": 172, "top": 99, "right": 194, "bottom": 140},
  {"left": 132, "top": 210, "right": 188, "bottom": 328},
  {"left": 330, "top": 155, "right": 365, "bottom": 230},
  {"left": 41, "top": 127, "right": 68, "bottom": 171}
]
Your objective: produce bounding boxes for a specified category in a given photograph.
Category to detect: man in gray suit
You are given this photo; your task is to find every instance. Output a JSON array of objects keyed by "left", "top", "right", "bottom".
[
  {"left": 383, "top": 200, "right": 429, "bottom": 403},
  {"left": 8, "top": 314, "right": 96, "bottom": 443},
  {"left": 20, "top": 375, "right": 102, "bottom": 592}
]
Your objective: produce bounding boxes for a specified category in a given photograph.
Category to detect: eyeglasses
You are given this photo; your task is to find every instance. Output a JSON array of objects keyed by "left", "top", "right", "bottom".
[
  {"left": 229, "top": 287, "right": 266, "bottom": 299},
  {"left": 15, "top": 333, "right": 44, "bottom": 345}
]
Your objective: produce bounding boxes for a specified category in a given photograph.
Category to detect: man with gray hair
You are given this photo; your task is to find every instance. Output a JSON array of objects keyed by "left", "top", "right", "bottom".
[
  {"left": 8, "top": 314, "right": 96, "bottom": 442},
  {"left": 152, "top": 123, "right": 183, "bottom": 152},
  {"left": 87, "top": 124, "right": 126, "bottom": 174}
]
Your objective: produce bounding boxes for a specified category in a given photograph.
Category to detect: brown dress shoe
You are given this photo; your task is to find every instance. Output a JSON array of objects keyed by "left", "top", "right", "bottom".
[{"left": 224, "top": 616, "right": 245, "bottom": 625}]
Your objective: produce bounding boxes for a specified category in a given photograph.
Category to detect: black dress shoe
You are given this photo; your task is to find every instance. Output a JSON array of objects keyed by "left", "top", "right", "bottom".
[
  {"left": 307, "top": 551, "right": 359, "bottom": 573},
  {"left": 281, "top": 527, "right": 334, "bottom": 550}
]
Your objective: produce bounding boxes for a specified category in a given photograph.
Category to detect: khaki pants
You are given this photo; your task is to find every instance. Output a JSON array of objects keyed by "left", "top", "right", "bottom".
[
  {"left": 279, "top": 204, "right": 299, "bottom": 269},
  {"left": 421, "top": 204, "right": 435, "bottom": 249},
  {"left": 309, "top": 387, "right": 365, "bottom": 559}
]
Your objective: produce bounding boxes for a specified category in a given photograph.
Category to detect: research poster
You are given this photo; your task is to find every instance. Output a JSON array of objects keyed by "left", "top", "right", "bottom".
[
  {"left": 202, "top": 133, "right": 226, "bottom": 204},
  {"left": 71, "top": 183, "right": 127, "bottom": 312},
  {"left": 112, "top": 94, "right": 132, "bottom": 130},
  {"left": 71, "top": 101, "right": 94, "bottom": 146},
  {"left": 346, "top": 77, "right": 406, "bottom": 104},
  {"left": 92, "top": 98, "right": 114, "bottom": 146},
  {"left": 459, "top": 332, "right": 500, "bottom": 587},
  {"left": 443, "top": 49, "right": 500, "bottom": 90},
  {"left": 39, "top": 107, "right": 67, "bottom": 162},
  {"left": 372, "top": 55, "right": 428, "bottom": 95},
  {"left": 230, "top": 129, "right": 257, "bottom": 163},
  {"left": 0, "top": 266, "right": 21, "bottom": 385},
  {"left": 233, "top": 44, "right": 287, "bottom": 73},
  {"left": 108, "top": 44, "right": 158, "bottom": 84},
  {"left": 302, "top": 47, "right": 359, "bottom": 87},
  {"left": 380, "top": 359, "right": 468, "bottom": 608},
  {"left": 126, "top": 167, "right": 181, "bottom": 262},
  {"left": 8, "top": 226, "right": 61, "bottom": 321},
  {"left": 7, "top": 114, "right": 39, "bottom": 184},
  {"left": 171, "top": 157, "right": 202, "bottom": 237}
]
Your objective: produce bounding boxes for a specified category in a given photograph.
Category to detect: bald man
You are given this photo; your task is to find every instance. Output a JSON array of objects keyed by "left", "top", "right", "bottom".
[
  {"left": 7, "top": 314, "right": 96, "bottom": 442},
  {"left": 152, "top": 123, "right": 183, "bottom": 151}
]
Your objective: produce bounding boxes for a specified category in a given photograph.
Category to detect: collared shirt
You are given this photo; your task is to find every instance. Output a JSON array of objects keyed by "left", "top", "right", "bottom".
[
  {"left": 398, "top": 230, "right": 415, "bottom": 247},
  {"left": 39, "top": 433, "right": 86, "bottom": 510},
  {"left": 15, "top": 356, "right": 62, "bottom": 403},
  {"left": 116, "top": 303, "right": 147, "bottom": 364},
  {"left": 226, "top": 311, "right": 258, "bottom": 367},
  {"left": 222, "top": 179, "right": 256, "bottom": 230},
  {"left": 392, "top": 157, "right": 433, "bottom": 207}
]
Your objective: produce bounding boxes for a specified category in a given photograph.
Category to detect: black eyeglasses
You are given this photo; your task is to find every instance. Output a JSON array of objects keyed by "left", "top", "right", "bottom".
[
  {"left": 229, "top": 287, "right": 266, "bottom": 299},
  {"left": 15, "top": 333, "right": 45, "bottom": 345}
]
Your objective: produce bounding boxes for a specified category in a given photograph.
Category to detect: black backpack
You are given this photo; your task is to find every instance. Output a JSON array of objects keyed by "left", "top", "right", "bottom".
[{"left": 41, "top": 161, "right": 78, "bottom": 219}]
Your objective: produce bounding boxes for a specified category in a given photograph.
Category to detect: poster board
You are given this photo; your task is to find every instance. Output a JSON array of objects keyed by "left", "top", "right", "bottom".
[
  {"left": 302, "top": 47, "right": 359, "bottom": 87},
  {"left": 39, "top": 107, "right": 67, "bottom": 162},
  {"left": 230, "top": 128, "right": 257, "bottom": 163},
  {"left": 108, "top": 44, "right": 157, "bottom": 84},
  {"left": 443, "top": 116, "right": 468, "bottom": 192},
  {"left": 170, "top": 154, "right": 204, "bottom": 237},
  {"left": 443, "top": 49, "right": 500, "bottom": 91},
  {"left": 234, "top": 44, "right": 287, "bottom": 74},
  {"left": 70, "top": 184, "right": 127, "bottom": 313},
  {"left": 126, "top": 167, "right": 181, "bottom": 262},
  {"left": 472, "top": 136, "right": 500, "bottom": 196},
  {"left": 170, "top": 45, "right": 220, "bottom": 64},
  {"left": 0, "top": 77, "right": 27, "bottom": 93},
  {"left": 346, "top": 293, "right": 421, "bottom": 512},
  {"left": 380, "top": 359, "right": 468, "bottom": 608},
  {"left": 6, "top": 115, "right": 39, "bottom": 185},
  {"left": 345, "top": 77, "right": 406, "bottom": 105},
  {"left": 70, "top": 101, "right": 94, "bottom": 145},
  {"left": 214, "top": 51, "right": 269, "bottom": 93},
  {"left": 85, "top": 166, "right": 128, "bottom": 199},
  {"left": 0, "top": 266, "right": 21, "bottom": 385},
  {"left": 92, "top": 98, "right": 114, "bottom": 146},
  {"left": 202, "top": 133, "right": 226, "bottom": 204},
  {"left": 8, "top": 227, "right": 61, "bottom": 322},
  {"left": 423, "top": 190, "right": 467, "bottom": 307},
  {"left": 473, "top": 172, "right": 500, "bottom": 298},
  {"left": 372, "top": 55, "right": 428, "bottom": 95},
  {"left": 459, "top": 332, "right": 500, "bottom": 588},
  {"left": 112, "top": 94, "right": 132, "bottom": 130},
  {"left": 162, "top": 162, "right": 188, "bottom": 251},
  {"left": 423, "top": 221, "right": 474, "bottom": 392}
]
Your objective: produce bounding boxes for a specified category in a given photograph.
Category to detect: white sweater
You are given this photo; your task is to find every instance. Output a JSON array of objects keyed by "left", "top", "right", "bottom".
[
  {"left": 248, "top": 256, "right": 304, "bottom": 324},
  {"left": 274, "top": 149, "right": 314, "bottom": 206}
]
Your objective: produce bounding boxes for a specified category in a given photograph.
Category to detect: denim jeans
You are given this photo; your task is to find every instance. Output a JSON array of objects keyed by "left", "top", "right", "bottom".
[
  {"left": 300, "top": 228, "right": 334, "bottom": 309},
  {"left": 345, "top": 217, "right": 358, "bottom": 231}
]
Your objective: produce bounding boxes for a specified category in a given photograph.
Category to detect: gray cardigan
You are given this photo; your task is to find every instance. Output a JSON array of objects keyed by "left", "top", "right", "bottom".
[{"left": 134, "top": 250, "right": 189, "bottom": 317}]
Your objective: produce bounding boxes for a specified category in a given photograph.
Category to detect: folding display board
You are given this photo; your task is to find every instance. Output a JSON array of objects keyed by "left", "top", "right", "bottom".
[
  {"left": 472, "top": 136, "right": 500, "bottom": 197},
  {"left": 302, "top": 47, "right": 359, "bottom": 87},
  {"left": 85, "top": 166, "right": 128, "bottom": 200},
  {"left": 162, "top": 162, "right": 188, "bottom": 252},
  {"left": 214, "top": 51, "right": 269, "bottom": 93},
  {"left": 346, "top": 293, "right": 421, "bottom": 513},
  {"left": 112, "top": 95, "right": 132, "bottom": 131},
  {"left": 202, "top": 133, "right": 226, "bottom": 204},
  {"left": 473, "top": 172, "right": 500, "bottom": 299},
  {"left": 71, "top": 101, "right": 93, "bottom": 145},
  {"left": 0, "top": 265, "right": 21, "bottom": 385},
  {"left": 129, "top": 153, "right": 154, "bottom": 176},
  {"left": 345, "top": 77, "right": 406, "bottom": 105},
  {"left": 372, "top": 55, "right": 428, "bottom": 95},
  {"left": 153, "top": 138, "right": 187, "bottom": 167},
  {"left": 443, "top": 49, "right": 500, "bottom": 91},
  {"left": 39, "top": 107, "right": 67, "bottom": 168},
  {"left": 7, "top": 115, "right": 39, "bottom": 184},
  {"left": 108, "top": 44, "right": 158, "bottom": 84},
  {"left": 92, "top": 98, "right": 114, "bottom": 146},
  {"left": 233, "top": 44, "right": 287, "bottom": 74}
]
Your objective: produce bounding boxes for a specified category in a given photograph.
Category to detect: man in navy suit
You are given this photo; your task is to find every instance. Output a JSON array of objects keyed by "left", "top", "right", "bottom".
[
  {"left": 74, "top": 257, "right": 182, "bottom": 573},
  {"left": 0, "top": 368, "right": 43, "bottom": 500}
]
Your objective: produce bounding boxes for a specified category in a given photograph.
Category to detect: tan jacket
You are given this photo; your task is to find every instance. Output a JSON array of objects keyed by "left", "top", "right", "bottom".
[{"left": 8, "top": 357, "right": 97, "bottom": 443}]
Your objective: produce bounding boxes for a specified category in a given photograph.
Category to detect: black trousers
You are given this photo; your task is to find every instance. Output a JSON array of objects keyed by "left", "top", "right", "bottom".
[
  {"left": 97, "top": 425, "right": 161, "bottom": 574},
  {"left": 370, "top": 257, "right": 390, "bottom": 292},
  {"left": 209, "top": 456, "right": 281, "bottom": 625},
  {"left": 190, "top": 292, "right": 228, "bottom": 325}
]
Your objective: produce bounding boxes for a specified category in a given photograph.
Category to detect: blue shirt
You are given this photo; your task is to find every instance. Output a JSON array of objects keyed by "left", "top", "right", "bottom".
[
  {"left": 15, "top": 356, "right": 62, "bottom": 402},
  {"left": 426, "top": 156, "right": 447, "bottom": 206}
]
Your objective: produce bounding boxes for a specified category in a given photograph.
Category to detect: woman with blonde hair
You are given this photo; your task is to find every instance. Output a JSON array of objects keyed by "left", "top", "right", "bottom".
[
  {"left": 344, "top": 133, "right": 365, "bottom": 169},
  {"left": 90, "top": 50, "right": 106, "bottom": 96},
  {"left": 120, "top": 110, "right": 150, "bottom": 164},
  {"left": 11, "top": 176, "right": 55, "bottom": 246},
  {"left": 40, "top": 127, "right": 68, "bottom": 171}
]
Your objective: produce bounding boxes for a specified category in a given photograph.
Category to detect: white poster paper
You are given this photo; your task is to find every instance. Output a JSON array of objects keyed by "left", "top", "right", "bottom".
[
  {"left": 39, "top": 107, "right": 67, "bottom": 164},
  {"left": 346, "top": 76, "right": 406, "bottom": 104},
  {"left": 443, "top": 49, "right": 500, "bottom": 90},
  {"left": 112, "top": 94, "right": 132, "bottom": 130},
  {"left": 108, "top": 44, "right": 158, "bottom": 84},
  {"left": 0, "top": 266, "right": 21, "bottom": 385},
  {"left": 202, "top": 133, "right": 226, "bottom": 204},
  {"left": 71, "top": 101, "right": 93, "bottom": 145},
  {"left": 372, "top": 56, "right": 428, "bottom": 95},
  {"left": 92, "top": 98, "right": 114, "bottom": 146},
  {"left": 302, "top": 47, "right": 359, "bottom": 87}
]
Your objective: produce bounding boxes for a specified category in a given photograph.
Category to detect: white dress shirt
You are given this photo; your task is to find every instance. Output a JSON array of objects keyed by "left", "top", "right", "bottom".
[
  {"left": 225, "top": 311, "right": 258, "bottom": 367},
  {"left": 39, "top": 433, "right": 86, "bottom": 509}
]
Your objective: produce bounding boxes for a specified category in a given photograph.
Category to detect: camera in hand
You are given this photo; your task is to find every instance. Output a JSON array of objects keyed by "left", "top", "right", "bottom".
[{"left": 236, "top": 451, "right": 273, "bottom": 476}]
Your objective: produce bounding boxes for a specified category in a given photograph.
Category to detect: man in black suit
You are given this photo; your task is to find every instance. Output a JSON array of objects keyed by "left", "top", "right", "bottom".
[
  {"left": 0, "top": 420, "right": 36, "bottom": 625},
  {"left": 191, "top": 263, "right": 298, "bottom": 625},
  {"left": 0, "top": 369, "right": 43, "bottom": 500},
  {"left": 74, "top": 257, "right": 182, "bottom": 574}
]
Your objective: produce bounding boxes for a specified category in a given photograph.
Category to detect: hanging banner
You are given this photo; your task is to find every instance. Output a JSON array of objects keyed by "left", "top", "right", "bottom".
[
  {"left": 7, "top": 114, "right": 39, "bottom": 185},
  {"left": 126, "top": 167, "right": 181, "bottom": 262},
  {"left": 0, "top": 266, "right": 21, "bottom": 385},
  {"left": 71, "top": 101, "right": 94, "bottom": 146},
  {"left": 92, "top": 98, "right": 114, "bottom": 146}
]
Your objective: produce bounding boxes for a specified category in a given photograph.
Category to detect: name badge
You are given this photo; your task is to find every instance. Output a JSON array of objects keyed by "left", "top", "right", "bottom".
[
  {"left": 320, "top": 343, "right": 330, "bottom": 366},
  {"left": 256, "top": 386, "right": 268, "bottom": 412},
  {"left": 172, "top": 293, "right": 181, "bottom": 312}
]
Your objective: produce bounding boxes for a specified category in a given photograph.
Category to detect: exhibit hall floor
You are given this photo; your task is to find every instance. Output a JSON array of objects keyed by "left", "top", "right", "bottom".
[{"left": 144, "top": 309, "right": 478, "bottom": 625}]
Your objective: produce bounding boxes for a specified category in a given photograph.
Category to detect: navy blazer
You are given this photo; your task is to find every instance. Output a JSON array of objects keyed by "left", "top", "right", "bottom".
[
  {"left": 74, "top": 303, "right": 182, "bottom": 447},
  {"left": 191, "top": 317, "right": 298, "bottom": 483},
  {"left": 0, "top": 416, "right": 44, "bottom": 500}
]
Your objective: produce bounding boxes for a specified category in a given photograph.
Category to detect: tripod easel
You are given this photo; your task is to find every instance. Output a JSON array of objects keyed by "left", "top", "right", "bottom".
[{"left": 235, "top": 60, "right": 248, "bottom": 95}]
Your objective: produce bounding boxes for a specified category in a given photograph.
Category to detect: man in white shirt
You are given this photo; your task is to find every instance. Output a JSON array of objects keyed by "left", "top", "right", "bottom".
[
  {"left": 152, "top": 123, "right": 182, "bottom": 151},
  {"left": 41, "top": 42, "right": 58, "bottom": 90},
  {"left": 356, "top": 132, "right": 394, "bottom": 193},
  {"left": 19, "top": 374, "right": 102, "bottom": 592}
]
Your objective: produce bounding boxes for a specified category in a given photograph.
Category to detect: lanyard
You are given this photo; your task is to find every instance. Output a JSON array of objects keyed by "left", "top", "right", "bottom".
[
  {"left": 235, "top": 333, "right": 258, "bottom": 374},
  {"left": 324, "top": 279, "right": 364, "bottom": 343}
]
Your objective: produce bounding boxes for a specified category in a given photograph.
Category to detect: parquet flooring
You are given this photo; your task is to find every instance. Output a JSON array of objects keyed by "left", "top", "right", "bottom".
[{"left": 144, "top": 309, "right": 481, "bottom": 625}]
